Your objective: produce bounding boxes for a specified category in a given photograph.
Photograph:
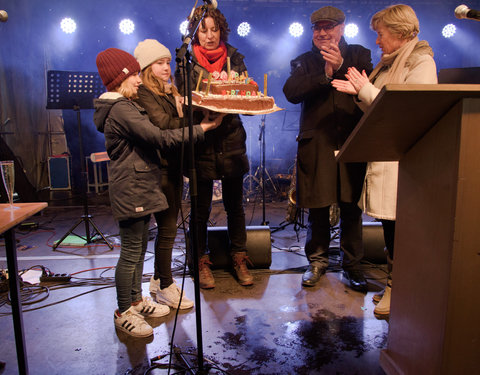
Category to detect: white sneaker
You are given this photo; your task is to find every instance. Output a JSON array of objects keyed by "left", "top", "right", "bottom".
[
  {"left": 156, "top": 282, "right": 194, "bottom": 310},
  {"left": 149, "top": 276, "right": 160, "bottom": 294},
  {"left": 132, "top": 296, "right": 170, "bottom": 318},
  {"left": 114, "top": 306, "right": 153, "bottom": 337}
]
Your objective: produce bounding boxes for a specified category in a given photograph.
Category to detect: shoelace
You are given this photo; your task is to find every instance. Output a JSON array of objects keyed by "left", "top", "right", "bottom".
[{"left": 234, "top": 255, "right": 253, "bottom": 267}]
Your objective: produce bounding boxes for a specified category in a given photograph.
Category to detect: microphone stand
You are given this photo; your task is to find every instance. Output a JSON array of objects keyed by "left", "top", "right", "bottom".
[
  {"left": 258, "top": 115, "right": 268, "bottom": 226},
  {"left": 174, "top": 5, "right": 209, "bottom": 374}
]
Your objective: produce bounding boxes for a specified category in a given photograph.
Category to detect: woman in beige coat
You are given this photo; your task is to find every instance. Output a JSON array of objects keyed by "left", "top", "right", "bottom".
[{"left": 332, "top": 4, "right": 437, "bottom": 317}]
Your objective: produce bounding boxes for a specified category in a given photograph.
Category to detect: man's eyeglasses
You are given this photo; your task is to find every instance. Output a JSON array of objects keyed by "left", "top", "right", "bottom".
[{"left": 311, "top": 23, "right": 338, "bottom": 32}]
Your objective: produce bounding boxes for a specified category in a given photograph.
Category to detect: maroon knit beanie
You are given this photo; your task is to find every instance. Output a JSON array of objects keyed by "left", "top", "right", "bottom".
[{"left": 96, "top": 48, "right": 140, "bottom": 91}]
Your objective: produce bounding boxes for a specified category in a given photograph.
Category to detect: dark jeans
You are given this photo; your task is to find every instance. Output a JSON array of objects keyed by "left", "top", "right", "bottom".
[
  {"left": 195, "top": 176, "right": 247, "bottom": 258},
  {"left": 153, "top": 172, "right": 182, "bottom": 289},
  {"left": 305, "top": 201, "right": 364, "bottom": 270},
  {"left": 116, "top": 215, "right": 150, "bottom": 313}
]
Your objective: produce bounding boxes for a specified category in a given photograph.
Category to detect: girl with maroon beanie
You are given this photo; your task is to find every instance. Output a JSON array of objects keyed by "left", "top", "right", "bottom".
[{"left": 94, "top": 47, "right": 222, "bottom": 337}]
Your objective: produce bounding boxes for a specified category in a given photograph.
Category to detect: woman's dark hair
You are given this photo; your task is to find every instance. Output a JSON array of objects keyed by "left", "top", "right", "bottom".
[{"left": 188, "top": 6, "right": 230, "bottom": 45}]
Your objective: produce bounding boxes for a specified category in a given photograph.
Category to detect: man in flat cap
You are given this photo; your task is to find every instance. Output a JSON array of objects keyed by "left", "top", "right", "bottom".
[{"left": 283, "top": 6, "right": 372, "bottom": 291}]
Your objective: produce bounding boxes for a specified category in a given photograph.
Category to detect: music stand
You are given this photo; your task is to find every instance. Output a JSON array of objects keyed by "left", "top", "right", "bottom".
[{"left": 46, "top": 70, "right": 113, "bottom": 250}]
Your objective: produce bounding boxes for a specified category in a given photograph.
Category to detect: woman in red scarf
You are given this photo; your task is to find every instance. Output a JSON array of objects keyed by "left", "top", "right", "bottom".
[{"left": 175, "top": 5, "right": 252, "bottom": 289}]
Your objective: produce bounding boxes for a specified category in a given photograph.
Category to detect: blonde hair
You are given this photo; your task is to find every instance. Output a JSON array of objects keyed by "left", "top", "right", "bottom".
[
  {"left": 371, "top": 4, "right": 419, "bottom": 40},
  {"left": 117, "top": 76, "right": 138, "bottom": 99},
  {"left": 141, "top": 65, "right": 179, "bottom": 97}
]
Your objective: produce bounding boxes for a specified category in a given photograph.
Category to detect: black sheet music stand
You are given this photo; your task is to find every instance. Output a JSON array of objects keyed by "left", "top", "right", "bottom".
[{"left": 46, "top": 70, "right": 113, "bottom": 250}]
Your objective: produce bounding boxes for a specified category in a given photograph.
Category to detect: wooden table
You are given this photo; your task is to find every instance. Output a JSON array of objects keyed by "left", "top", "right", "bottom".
[{"left": 1, "top": 202, "right": 48, "bottom": 375}]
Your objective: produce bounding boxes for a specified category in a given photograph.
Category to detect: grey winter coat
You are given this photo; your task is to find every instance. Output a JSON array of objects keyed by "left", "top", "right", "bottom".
[{"left": 93, "top": 93, "right": 204, "bottom": 221}]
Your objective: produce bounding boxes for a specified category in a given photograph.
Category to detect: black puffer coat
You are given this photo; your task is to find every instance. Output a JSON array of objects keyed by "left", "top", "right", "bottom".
[
  {"left": 175, "top": 43, "right": 249, "bottom": 181},
  {"left": 93, "top": 93, "right": 204, "bottom": 221},
  {"left": 283, "top": 38, "right": 373, "bottom": 208}
]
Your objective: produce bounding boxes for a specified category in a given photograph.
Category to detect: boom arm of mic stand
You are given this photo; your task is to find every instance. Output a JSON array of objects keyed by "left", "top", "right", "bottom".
[{"left": 175, "top": 7, "right": 208, "bottom": 63}]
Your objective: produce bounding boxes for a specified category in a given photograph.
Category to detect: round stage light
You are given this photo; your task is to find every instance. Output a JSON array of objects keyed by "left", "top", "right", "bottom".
[
  {"left": 237, "top": 22, "right": 251, "bottom": 37},
  {"left": 345, "top": 23, "right": 359, "bottom": 38},
  {"left": 60, "top": 18, "right": 76, "bottom": 34},
  {"left": 119, "top": 19, "right": 135, "bottom": 35},
  {"left": 289, "top": 22, "right": 304, "bottom": 38},
  {"left": 179, "top": 20, "right": 189, "bottom": 36},
  {"left": 442, "top": 24, "right": 456, "bottom": 38}
]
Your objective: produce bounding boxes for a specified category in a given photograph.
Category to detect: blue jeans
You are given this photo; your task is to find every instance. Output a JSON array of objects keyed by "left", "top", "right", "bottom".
[{"left": 116, "top": 215, "right": 150, "bottom": 313}]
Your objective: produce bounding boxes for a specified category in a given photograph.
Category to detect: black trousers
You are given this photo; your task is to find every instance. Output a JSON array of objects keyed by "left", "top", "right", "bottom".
[
  {"left": 195, "top": 176, "right": 247, "bottom": 258},
  {"left": 380, "top": 219, "right": 395, "bottom": 259},
  {"left": 304, "top": 201, "right": 364, "bottom": 270}
]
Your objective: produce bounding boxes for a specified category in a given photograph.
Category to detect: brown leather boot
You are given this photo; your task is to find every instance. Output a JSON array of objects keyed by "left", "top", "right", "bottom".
[
  {"left": 232, "top": 252, "right": 253, "bottom": 286},
  {"left": 198, "top": 255, "right": 215, "bottom": 289}
]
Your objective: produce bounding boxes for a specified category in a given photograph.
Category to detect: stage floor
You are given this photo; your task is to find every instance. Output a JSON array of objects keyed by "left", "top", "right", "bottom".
[{"left": 1, "top": 192, "right": 388, "bottom": 375}]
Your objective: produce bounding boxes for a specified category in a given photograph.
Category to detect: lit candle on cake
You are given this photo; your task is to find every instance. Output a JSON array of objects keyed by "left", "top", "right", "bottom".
[
  {"left": 264, "top": 73, "right": 268, "bottom": 97},
  {"left": 206, "top": 73, "right": 212, "bottom": 95},
  {"left": 195, "top": 70, "right": 204, "bottom": 92},
  {"left": 227, "top": 57, "right": 231, "bottom": 80}
]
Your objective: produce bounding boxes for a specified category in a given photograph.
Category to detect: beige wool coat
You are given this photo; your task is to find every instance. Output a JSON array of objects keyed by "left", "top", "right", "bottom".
[{"left": 355, "top": 41, "right": 438, "bottom": 220}]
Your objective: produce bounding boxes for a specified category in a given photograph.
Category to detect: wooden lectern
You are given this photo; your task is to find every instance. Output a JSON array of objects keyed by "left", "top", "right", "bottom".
[{"left": 337, "top": 84, "right": 480, "bottom": 375}]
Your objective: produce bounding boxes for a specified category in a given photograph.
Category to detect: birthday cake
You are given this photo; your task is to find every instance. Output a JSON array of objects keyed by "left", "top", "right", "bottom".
[{"left": 192, "top": 70, "right": 281, "bottom": 115}]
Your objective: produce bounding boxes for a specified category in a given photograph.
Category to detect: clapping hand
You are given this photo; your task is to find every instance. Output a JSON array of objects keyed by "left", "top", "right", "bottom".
[
  {"left": 321, "top": 42, "right": 343, "bottom": 78},
  {"left": 331, "top": 67, "right": 369, "bottom": 95}
]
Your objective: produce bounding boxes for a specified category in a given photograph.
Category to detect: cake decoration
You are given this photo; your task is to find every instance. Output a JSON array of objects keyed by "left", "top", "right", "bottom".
[{"left": 191, "top": 70, "right": 282, "bottom": 115}]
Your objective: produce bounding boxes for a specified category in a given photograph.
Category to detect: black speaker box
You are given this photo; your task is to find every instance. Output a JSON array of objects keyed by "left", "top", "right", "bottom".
[
  {"left": 362, "top": 221, "right": 387, "bottom": 264},
  {"left": 187, "top": 225, "right": 272, "bottom": 271}
]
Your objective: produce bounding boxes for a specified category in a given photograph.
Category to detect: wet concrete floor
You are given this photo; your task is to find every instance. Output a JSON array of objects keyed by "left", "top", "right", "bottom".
[{"left": 1, "top": 196, "right": 388, "bottom": 374}]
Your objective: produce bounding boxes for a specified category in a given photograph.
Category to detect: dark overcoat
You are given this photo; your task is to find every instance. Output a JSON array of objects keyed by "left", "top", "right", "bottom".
[
  {"left": 136, "top": 86, "right": 183, "bottom": 174},
  {"left": 283, "top": 38, "right": 373, "bottom": 208},
  {"left": 175, "top": 43, "right": 249, "bottom": 181}
]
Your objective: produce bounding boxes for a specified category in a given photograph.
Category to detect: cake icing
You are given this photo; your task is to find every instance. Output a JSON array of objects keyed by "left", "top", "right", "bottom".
[{"left": 192, "top": 70, "right": 279, "bottom": 114}]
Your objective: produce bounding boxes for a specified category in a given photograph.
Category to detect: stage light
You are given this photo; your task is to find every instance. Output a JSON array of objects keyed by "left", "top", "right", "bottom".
[
  {"left": 60, "top": 18, "right": 76, "bottom": 34},
  {"left": 289, "top": 22, "right": 304, "bottom": 38},
  {"left": 345, "top": 23, "right": 359, "bottom": 38},
  {"left": 237, "top": 22, "right": 251, "bottom": 37},
  {"left": 179, "top": 20, "right": 189, "bottom": 36},
  {"left": 119, "top": 19, "right": 135, "bottom": 35},
  {"left": 442, "top": 24, "right": 456, "bottom": 38}
]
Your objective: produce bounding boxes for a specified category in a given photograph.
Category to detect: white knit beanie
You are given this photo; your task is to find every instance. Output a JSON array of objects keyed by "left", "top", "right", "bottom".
[{"left": 134, "top": 39, "right": 172, "bottom": 71}]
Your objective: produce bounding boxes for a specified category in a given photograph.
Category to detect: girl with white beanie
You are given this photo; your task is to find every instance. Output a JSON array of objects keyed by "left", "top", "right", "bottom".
[{"left": 134, "top": 39, "right": 200, "bottom": 310}]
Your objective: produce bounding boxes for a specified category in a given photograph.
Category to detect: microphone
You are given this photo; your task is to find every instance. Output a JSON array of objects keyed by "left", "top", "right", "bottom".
[
  {"left": 203, "top": 0, "right": 218, "bottom": 10},
  {"left": 0, "top": 10, "right": 8, "bottom": 22},
  {"left": 455, "top": 4, "right": 480, "bottom": 21}
]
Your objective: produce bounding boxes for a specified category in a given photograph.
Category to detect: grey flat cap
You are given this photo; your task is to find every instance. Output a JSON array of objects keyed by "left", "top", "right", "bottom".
[{"left": 310, "top": 6, "right": 345, "bottom": 24}]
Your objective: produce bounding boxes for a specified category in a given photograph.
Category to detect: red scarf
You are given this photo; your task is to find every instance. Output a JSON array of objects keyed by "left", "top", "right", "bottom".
[{"left": 193, "top": 42, "right": 227, "bottom": 73}]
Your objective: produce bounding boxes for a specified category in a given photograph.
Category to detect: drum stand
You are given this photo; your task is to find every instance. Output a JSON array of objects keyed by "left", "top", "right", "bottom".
[{"left": 243, "top": 115, "right": 278, "bottom": 225}]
